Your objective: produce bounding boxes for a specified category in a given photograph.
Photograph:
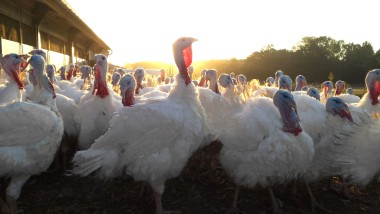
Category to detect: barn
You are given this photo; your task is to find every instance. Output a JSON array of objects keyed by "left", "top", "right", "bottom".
[{"left": 0, "top": 0, "right": 111, "bottom": 68}]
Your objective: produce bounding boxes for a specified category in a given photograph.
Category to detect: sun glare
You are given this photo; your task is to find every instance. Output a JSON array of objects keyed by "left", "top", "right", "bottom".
[{"left": 67, "top": 0, "right": 380, "bottom": 67}]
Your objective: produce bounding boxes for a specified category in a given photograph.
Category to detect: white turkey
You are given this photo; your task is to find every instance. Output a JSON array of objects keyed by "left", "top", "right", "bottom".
[
  {"left": 0, "top": 54, "right": 63, "bottom": 214},
  {"left": 265, "top": 76, "right": 274, "bottom": 87},
  {"left": 295, "top": 95, "right": 354, "bottom": 209},
  {"left": 219, "top": 90, "right": 314, "bottom": 213},
  {"left": 274, "top": 70, "right": 283, "bottom": 87},
  {"left": 320, "top": 80, "right": 333, "bottom": 103},
  {"left": 279, "top": 75, "right": 292, "bottom": 91},
  {"left": 58, "top": 65, "right": 66, "bottom": 81},
  {"left": 251, "top": 75, "right": 291, "bottom": 99},
  {"left": 72, "top": 37, "right": 208, "bottom": 214},
  {"left": 219, "top": 73, "right": 243, "bottom": 110},
  {"left": 198, "top": 70, "right": 239, "bottom": 139},
  {"left": 74, "top": 54, "right": 122, "bottom": 149},
  {"left": 0, "top": 54, "right": 28, "bottom": 104},
  {"left": 339, "top": 87, "right": 361, "bottom": 104},
  {"left": 306, "top": 87, "right": 321, "bottom": 101},
  {"left": 354, "top": 69, "right": 380, "bottom": 114},
  {"left": 46, "top": 64, "right": 57, "bottom": 83},
  {"left": 198, "top": 69, "right": 207, "bottom": 87},
  {"left": 111, "top": 72, "right": 121, "bottom": 93},
  {"left": 295, "top": 75, "right": 307, "bottom": 91},
  {"left": 334, "top": 80, "right": 345, "bottom": 96}
]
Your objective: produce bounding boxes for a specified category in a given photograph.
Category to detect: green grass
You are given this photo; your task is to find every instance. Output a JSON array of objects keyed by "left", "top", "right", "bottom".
[{"left": 352, "top": 87, "right": 367, "bottom": 97}]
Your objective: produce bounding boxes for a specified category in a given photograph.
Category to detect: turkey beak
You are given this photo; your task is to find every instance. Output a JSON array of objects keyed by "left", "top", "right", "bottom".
[
  {"left": 19, "top": 54, "right": 29, "bottom": 60},
  {"left": 19, "top": 54, "right": 29, "bottom": 72},
  {"left": 190, "top": 38, "right": 198, "bottom": 43}
]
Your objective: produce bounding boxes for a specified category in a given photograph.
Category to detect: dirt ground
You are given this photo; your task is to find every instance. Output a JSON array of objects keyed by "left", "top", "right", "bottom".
[{"left": 8, "top": 148, "right": 380, "bottom": 214}]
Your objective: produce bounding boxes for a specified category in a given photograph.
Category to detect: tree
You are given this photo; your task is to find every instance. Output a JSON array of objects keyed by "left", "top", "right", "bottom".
[
  {"left": 374, "top": 49, "right": 380, "bottom": 67},
  {"left": 126, "top": 36, "right": 378, "bottom": 85},
  {"left": 342, "top": 41, "right": 375, "bottom": 83},
  {"left": 328, "top": 72, "right": 334, "bottom": 82},
  {"left": 292, "top": 36, "right": 345, "bottom": 60}
]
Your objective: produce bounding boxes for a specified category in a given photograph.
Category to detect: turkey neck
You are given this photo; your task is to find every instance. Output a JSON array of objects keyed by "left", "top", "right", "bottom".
[
  {"left": 94, "top": 65, "right": 109, "bottom": 98},
  {"left": 10, "top": 69, "right": 24, "bottom": 90},
  {"left": 122, "top": 89, "right": 135, "bottom": 106},
  {"left": 280, "top": 105, "right": 302, "bottom": 136},
  {"left": 179, "top": 65, "right": 191, "bottom": 86},
  {"left": 295, "top": 81, "right": 304, "bottom": 91},
  {"left": 208, "top": 79, "right": 220, "bottom": 94},
  {"left": 367, "top": 78, "right": 380, "bottom": 105}
]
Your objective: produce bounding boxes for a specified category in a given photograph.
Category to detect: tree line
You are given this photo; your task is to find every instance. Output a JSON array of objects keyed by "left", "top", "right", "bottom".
[{"left": 125, "top": 36, "right": 380, "bottom": 85}]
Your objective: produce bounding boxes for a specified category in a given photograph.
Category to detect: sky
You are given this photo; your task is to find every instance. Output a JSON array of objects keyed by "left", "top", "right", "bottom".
[{"left": 66, "top": 0, "right": 380, "bottom": 66}]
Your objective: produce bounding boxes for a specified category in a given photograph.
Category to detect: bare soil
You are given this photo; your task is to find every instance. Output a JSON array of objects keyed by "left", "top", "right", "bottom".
[{"left": 9, "top": 148, "right": 380, "bottom": 214}]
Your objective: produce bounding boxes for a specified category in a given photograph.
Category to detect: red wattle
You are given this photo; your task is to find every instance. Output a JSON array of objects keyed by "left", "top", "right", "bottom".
[
  {"left": 95, "top": 65, "right": 101, "bottom": 80},
  {"left": 20, "top": 62, "right": 28, "bottom": 72},
  {"left": 181, "top": 72, "right": 191, "bottom": 85},
  {"left": 96, "top": 80, "right": 109, "bottom": 98},
  {"left": 339, "top": 109, "right": 353, "bottom": 122},
  {"left": 47, "top": 80, "right": 56, "bottom": 98},
  {"left": 199, "top": 77, "right": 206, "bottom": 87},
  {"left": 160, "top": 73, "right": 165, "bottom": 82},
  {"left": 183, "top": 46, "right": 193, "bottom": 68},
  {"left": 292, "top": 127, "right": 302, "bottom": 136},
  {"left": 324, "top": 85, "right": 328, "bottom": 98},
  {"left": 135, "top": 83, "right": 143, "bottom": 95},
  {"left": 11, "top": 69, "right": 24, "bottom": 90},
  {"left": 335, "top": 86, "right": 343, "bottom": 95},
  {"left": 66, "top": 69, "right": 73, "bottom": 81},
  {"left": 94, "top": 65, "right": 109, "bottom": 98},
  {"left": 215, "top": 84, "right": 220, "bottom": 94},
  {"left": 370, "top": 81, "right": 380, "bottom": 105},
  {"left": 376, "top": 81, "right": 380, "bottom": 96},
  {"left": 122, "top": 93, "right": 134, "bottom": 107}
]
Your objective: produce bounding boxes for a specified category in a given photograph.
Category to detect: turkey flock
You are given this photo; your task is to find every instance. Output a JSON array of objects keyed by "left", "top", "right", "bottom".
[{"left": 1, "top": 37, "right": 380, "bottom": 214}]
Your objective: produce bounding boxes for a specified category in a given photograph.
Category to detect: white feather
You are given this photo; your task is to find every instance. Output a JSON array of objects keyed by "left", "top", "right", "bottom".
[
  {"left": 73, "top": 75, "right": 209, "bottom": 194},
  {"left": 219, "top": 97, "right": 314, "bottom": 188}
]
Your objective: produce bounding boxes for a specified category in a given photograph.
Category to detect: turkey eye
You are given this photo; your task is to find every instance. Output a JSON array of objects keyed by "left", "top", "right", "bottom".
[{"left": 102, "top": 56, "right": 105, "bottom": 60}]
